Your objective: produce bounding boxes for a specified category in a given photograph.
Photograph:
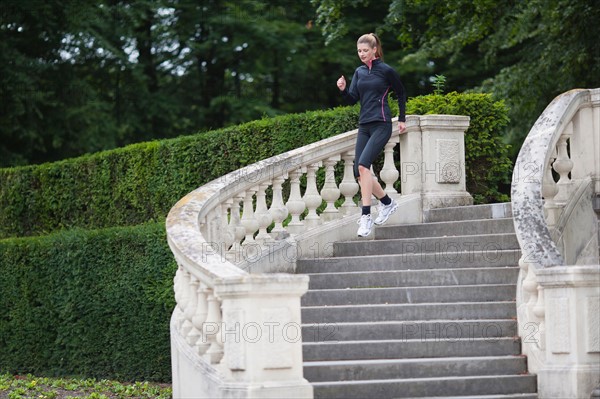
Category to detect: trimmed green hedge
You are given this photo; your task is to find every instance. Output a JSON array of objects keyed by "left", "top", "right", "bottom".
[
  {"left": 406, "top": 92, "right": 511, "bottom": 204},
  {"left": 0, "top": 107, "right": 360, "bottom": 240},
  {"left": 0, "top": 93, "right": 512, "bottom": 239},
  {"left": 0, "top": 222, "right": 176, "bottom": 382}
]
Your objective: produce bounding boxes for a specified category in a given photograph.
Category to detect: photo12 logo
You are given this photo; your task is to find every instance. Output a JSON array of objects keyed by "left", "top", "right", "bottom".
[{"left": 200, "top": 321, "right": 339, "bottom": 344}]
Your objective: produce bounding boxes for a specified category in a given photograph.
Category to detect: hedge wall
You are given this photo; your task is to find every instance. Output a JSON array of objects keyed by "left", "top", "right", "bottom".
[
  {"left": 0, "top": 107, "right": 360, "bottom": 240},
  {"left": 0, "top": 222, "right": 176, "bottom": 382},
  {"left": 0, "top": 93, "right": 511, "bottom": 240},
  {"left": 406, "top": 92, "right": 511, "bottom": 204}
]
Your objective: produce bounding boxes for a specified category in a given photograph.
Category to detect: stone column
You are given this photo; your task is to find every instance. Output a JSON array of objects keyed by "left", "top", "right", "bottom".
[
  {"left": 215, "top": 274, "right": 313, "bottom": 398},
  {"left": 400, "top": 115, "right": 473, "bottom": 210},
  {"left": 536, "top": 265, "right": 600, "bottom": 399},
  {"left": 398, "top": 116, "right": 423, "bottom": 198},
  {"left": 424, "top": 115, "right": 471, "bottom": 208},
  {"left": 570, "top": 103, "right": 599, "bottom": 197}
]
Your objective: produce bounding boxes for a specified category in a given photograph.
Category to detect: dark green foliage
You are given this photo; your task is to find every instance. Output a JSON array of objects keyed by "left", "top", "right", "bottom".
[
  {"left": 0, "top": 0, "right": 351, "bottom": 168},
  {"left": 0, "top": 107, "right": 359, "bottom": 240},
  {"left": 314, "top": 0, "right": 600, "bottom": 160},
  {"left": 0, "top": 93, "right": 511, "bottom": 240},
  {"left": 0, "top": 222, "right": 176, "bottom": 382},
  {"left": 407, "top": 92, "right": 511, "bottom": 203}
]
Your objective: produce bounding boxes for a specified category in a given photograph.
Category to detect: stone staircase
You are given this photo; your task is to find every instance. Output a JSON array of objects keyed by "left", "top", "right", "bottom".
[{"left": 297, "top": 203, "right": 538, "bottom": 398}]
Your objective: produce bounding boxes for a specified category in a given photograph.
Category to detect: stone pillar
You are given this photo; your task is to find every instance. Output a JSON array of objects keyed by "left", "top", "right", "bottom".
[
  {"left": 587, "top": 89, "right": 600, "bottom": 194},
  {"left": 398, "top": 116, "right": 422, "bottom": 198},
  {"left": 399, "top": 115, "right": 473, "bottom": 209},
  {"left": 215, "top": 274, "right": 313, "bottom": 398},
  {"left": 536, "top": 265, "right": 600, "bottom": 399}
]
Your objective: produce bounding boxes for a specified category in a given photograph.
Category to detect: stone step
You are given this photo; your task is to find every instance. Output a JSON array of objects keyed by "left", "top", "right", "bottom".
[
  {"left": 334, "top": 233, "right": 519, "bottom": 257},
  {"left": 296, "top": 249, "right": 521, "bottom": 274},
  {"left": 301, "top": 284, "right": 516, "bottom": 307},
  {"left": 297, "top": 250, "right": 521, "bottom": 274},
  {"left": 417, "top": 395, "right": 538, "bottom": 399},
  {"left": 301, "top": 319, "right": 517, "bottom": 342},
  {"left": 310, "top": 374, "right": 536, "bottom": 399},
  {"left": 303, "top": 356, "right": 528, "bottom": 382},
  {"left": 301, "top": 301, "right": 516, "bottom": 324},
  {"left": 302, "top": 337, "right": 522, "bottom": 362},
  {"left": 299, "top": 203, "right": 535, "bottom": 397},
  {"left": 306, "top": 267, "right": 519, "bottom": 290},
  {"left": 424, "top": 203, "right": 513, "bottom": 223},
  {"left": 375, "top": 218, "right": 515, "bottom": 240}
]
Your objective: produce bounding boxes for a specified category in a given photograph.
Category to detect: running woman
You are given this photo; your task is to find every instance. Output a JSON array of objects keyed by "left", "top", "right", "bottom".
[{"left": 337, "top": 33, "right": 407, "bottom": 237}]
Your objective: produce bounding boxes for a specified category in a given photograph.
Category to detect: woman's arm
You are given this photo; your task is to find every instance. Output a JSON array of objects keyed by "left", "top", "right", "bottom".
[
  {"left": 386, "top": 67, "right": 406, "bottom": 122},
  {"left": 340, "top": 70, "right": 360, "bottom": 105}
]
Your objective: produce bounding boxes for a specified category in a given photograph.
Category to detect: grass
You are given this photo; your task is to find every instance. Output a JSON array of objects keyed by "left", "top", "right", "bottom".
[{"left": 0, "top": 374, "right": 172, "bottom": 399}]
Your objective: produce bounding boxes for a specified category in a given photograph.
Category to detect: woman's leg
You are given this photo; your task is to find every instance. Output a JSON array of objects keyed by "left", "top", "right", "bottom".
[
  {"left": 357, "top": 165, "right": 386, "bottom": 206},
  {"left": 356, "top": 122, "right": 392, "bottom": 208}
]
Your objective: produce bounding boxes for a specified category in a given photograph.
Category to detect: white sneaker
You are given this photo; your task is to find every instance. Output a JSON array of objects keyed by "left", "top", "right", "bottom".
[
  {"left": 374, "top": 199, "right": 398, "bottom": 225},
  {"left": 357, "top": 214, "right": 373, "bottom": 237}
]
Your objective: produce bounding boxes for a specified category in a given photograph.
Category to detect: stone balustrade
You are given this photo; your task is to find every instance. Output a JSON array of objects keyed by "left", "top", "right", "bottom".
[
  {"left": 166, "top": 114, "right": 471, "bottom": 398},
  {"left": 511, "top": 88, "right": 600, "bottom": 398}
]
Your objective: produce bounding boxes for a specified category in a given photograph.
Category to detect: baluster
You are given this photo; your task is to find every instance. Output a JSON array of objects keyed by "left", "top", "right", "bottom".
[
  {"left": 185, "top": 276, "right": 201, "bottom": 346},
  {"left": 543, "top": 149, "right": 560, "bottom": 227},
  {"left": 193, "top": 282, "right": 210, "bottom": 355},
  {"left": 320, "top": 157, "right": 341, "bottom": 222},
  {"left": 173, "top": 266, "right": 185, "bottom": 327},
  {"left": 532, "top": 285, "right": 546, "bottom": 350},
  {"left": 221, "top": 199, "right": 234, "bottom": 253},
  {"left": 269, "top": 175, "right": 289, "bottom": 240},
  {"left": 553, "top": 123, "right": 574, "bottom": 204},
  {"left": 380, "top": 138, "right": 400, "bottom": 194},
  {"left": 518, "top": 256, "right": 531, "bottom": 304},
  {"left": 254, "top": 182, "right": 274, "bottom": 245},
  {"left": 240, "top": 188, "right": 259, "bottom": 246},
  {"left": 226, "top": 194, "right": 245, "bottom": 263},
  {"left": 203, "top": 289, "right": 224, "bottom": 364},
  {"left": 303, "top": 162, "right": 323, "bottom": 229},
  {"left": 286, "top": 168, "right": 306, "bottom": 235},
  {"left": 522, "top": 267, "right": 539, "bottom": 323},
  {"left": 179, "top": 270, "right": 194, "bottom": 337},
  {"left": 339, "top": 151, "right": 359, "bottom": 215},
  {"left": 208, "top": 208, "right": 221, "bottom": 244}
]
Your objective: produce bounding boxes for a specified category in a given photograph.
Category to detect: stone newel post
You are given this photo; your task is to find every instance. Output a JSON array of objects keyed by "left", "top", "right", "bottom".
[
  {"left": 215, "top": 274, "right": 313, "bottom": 398},
  {"left": 399, "top": 115, "right": 473, "bottom": 210},
  {"left": 535, "top": 266, "right": 600, "bottom": 399}
]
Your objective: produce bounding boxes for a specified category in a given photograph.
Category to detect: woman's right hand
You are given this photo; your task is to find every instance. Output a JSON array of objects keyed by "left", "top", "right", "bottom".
[{"left": 337, "top": 75, "right": 346, "bottom": 91}]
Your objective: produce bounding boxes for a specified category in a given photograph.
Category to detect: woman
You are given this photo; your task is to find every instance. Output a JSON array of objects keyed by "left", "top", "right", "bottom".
[{"left": 337, "top": 33, "right": 407, "bottom": 237}]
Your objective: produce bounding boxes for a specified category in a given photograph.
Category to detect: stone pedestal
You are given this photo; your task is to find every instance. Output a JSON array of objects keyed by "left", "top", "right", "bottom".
[
  {"left": 215, "top": 274, "right": 313, "bottom": 398},
  {"left": 536, "top": 265, "right": 600, "bottom": 399},
  {"left": 170, "top": 273, "right": 312, "bottom": 399},
  {"left": 399, "top": 115, "right": 473, "bottom": 210}
]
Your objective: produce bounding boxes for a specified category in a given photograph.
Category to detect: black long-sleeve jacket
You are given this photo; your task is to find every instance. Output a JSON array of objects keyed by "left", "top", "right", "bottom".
[{"left": 341, "top": 58, "right": 406, "bottom": 124}]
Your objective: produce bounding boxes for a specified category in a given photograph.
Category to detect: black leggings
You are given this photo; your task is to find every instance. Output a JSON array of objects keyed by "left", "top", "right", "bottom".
[{"left": 354, "top": 121, "right": 392, "bottom": 178}]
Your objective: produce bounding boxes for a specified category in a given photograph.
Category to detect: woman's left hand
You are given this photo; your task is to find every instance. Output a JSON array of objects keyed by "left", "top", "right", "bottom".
[{"left": 398, "top": 122, "right": 407, "bottom": 134}]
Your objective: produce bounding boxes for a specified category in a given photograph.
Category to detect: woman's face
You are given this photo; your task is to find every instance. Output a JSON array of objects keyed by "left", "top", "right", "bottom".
[{"left": 357, "top": 43, "right": 376, "bottom": 65}]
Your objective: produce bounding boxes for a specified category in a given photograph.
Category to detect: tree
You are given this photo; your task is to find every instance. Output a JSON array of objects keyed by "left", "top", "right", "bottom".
[
  {"left": 312, "top": 0, "right": 600, "bottom": 157},
  {"left": 1, "top": 0, "right": 355, "bottom": 167},
  {"left": 0, "top": 1, "right": 111, "bottom": 166}
]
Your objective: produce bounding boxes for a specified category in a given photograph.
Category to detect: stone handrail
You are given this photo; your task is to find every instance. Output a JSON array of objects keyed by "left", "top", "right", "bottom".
[
  {"left": 511, "top": 88, "right": 600, "bottom": 398},
  {"left": 167, "top": 114, "right": 471, "bottom": 398},
  {"left": 512, "top": 88, "right": 600, "bottom": 268}
]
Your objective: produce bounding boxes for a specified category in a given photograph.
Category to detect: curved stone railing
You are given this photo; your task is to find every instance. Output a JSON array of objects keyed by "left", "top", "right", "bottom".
[
  {"left": 167, "top": 114, "right": 472, "bottom": 398},
  {"left": 511, "top": 88, "right": 600, "bottom": 398}
]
